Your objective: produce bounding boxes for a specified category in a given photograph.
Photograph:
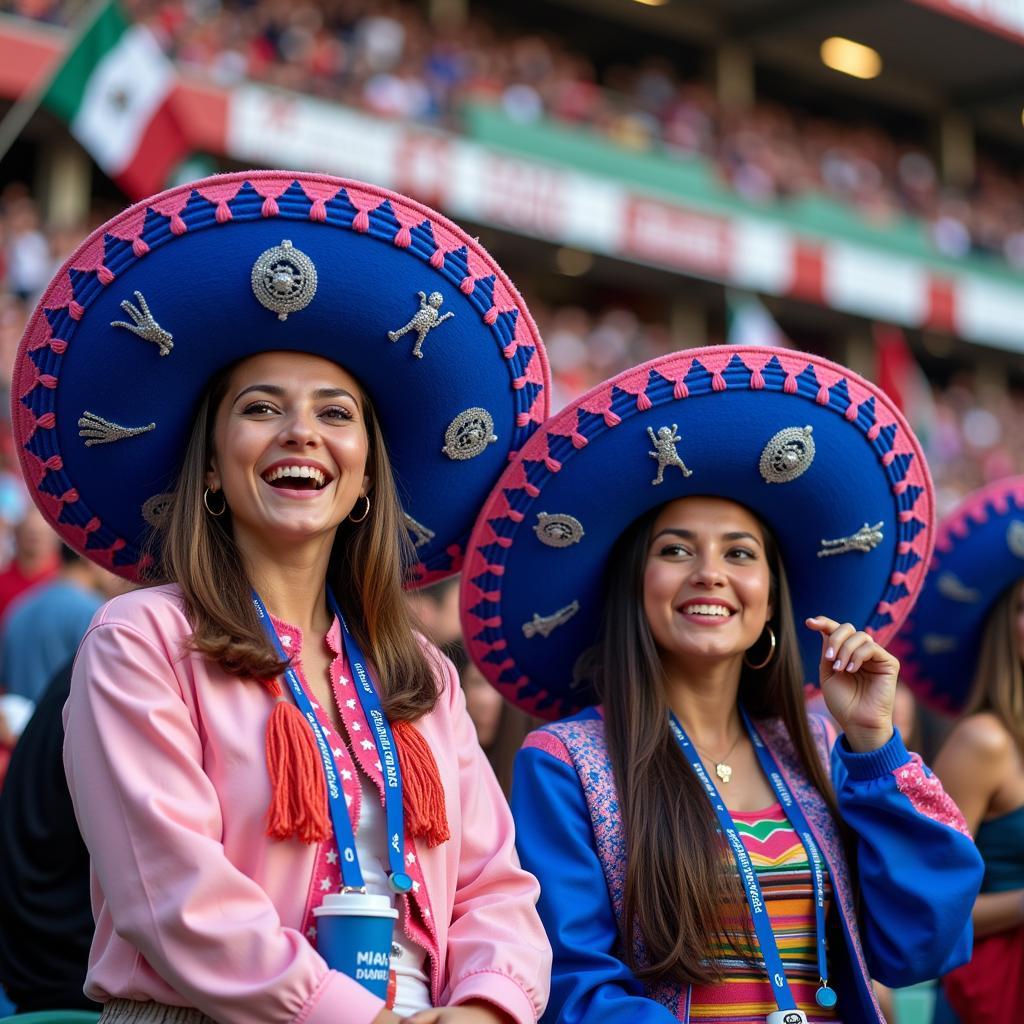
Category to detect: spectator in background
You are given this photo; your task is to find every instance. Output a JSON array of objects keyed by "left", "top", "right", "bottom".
[
  {"left": 0, "top": 544, "right": 126, "bottom": 706},
  {"left": 0, "top": 506, "right": 60, "bottom": 620},
  {"left": 405, "top": 576, "right": 462, "bottom": 659}
]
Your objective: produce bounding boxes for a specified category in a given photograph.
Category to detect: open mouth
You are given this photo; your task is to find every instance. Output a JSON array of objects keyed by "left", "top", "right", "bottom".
[
  {"left": 677, "top": 601, "right": 736, "bottom": 620},
  {"left": 261, "top": 464, "right": 331, "bottom": 491}
]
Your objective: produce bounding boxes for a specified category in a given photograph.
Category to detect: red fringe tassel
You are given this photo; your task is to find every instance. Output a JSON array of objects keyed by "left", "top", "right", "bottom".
[{"left": 393, "top": 720, "right": 450, "bottom": 848}]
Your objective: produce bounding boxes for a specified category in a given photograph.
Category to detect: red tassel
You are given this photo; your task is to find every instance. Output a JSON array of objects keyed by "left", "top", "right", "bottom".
[
  {"left": 393, "top": 720, "right": 449, "bottom": 847},
  {"left": 265, "top": 690, "right": 330, "bottom": 844}
]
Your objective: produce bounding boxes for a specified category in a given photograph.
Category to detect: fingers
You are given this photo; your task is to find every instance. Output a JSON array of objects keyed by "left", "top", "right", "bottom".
[
  {"left": 402, "top": 1013, "right": 441, "bottom": 1024},
  {"left": 835, "top": 633, "right": 876, "bottom": 673}
]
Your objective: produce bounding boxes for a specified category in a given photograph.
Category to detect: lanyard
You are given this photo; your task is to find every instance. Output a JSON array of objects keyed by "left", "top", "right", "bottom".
[
  {"left": 252, "top": 589, "right": 413, "bottom": 895},
  {"left": 668, "top": 708, "right": 835, "bottom": 1012}
]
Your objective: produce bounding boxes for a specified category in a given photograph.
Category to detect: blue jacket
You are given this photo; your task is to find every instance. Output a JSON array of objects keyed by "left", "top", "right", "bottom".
[{"left": 512, "top": 708, "right": 983, "bottom": 1024}]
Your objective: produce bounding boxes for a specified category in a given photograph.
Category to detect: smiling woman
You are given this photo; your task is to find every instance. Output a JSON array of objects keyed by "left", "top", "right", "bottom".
[
  {"left": 14, "top": 171, "right": 553, "bottom": 1024},
  {"left": 462, "top": 345, "right": 985, "bottom": 1024}
]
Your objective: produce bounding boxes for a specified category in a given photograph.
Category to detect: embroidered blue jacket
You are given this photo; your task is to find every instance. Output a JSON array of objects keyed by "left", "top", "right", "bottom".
[{"left": 512, "top": 708, "right": 983, "bottom": 1024}]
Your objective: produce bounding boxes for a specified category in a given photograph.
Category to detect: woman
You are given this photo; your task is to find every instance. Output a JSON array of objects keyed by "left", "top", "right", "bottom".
[
  {"left": 897, "top": 476, "right": 1024, "bottom": 1023},
  {"left": 14, "top": 171, "right": 552, "bottom": 1023},
  {"left": 460, "top": 346, "right": 983, "bottom": 1023}
]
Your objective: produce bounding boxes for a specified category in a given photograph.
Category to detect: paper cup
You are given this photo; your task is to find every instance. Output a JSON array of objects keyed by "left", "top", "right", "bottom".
[{"left": 313, "top": 892, "right": 398, "bottom": 998}]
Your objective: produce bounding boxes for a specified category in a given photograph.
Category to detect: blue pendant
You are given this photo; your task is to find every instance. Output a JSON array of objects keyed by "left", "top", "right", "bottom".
[
  {"left": 816, "top": 984, "right": 837, "bottom": 1008},
  {"left": 388, "top": 871, "right": 413, "bottom": 894}
]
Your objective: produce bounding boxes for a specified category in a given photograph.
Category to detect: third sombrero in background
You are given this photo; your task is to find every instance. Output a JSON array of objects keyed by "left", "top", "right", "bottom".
[
  {"left": 460, "top": 345, "right": 934, "bottom": 720},
  {"left": 894, "top": 475, "right": 1024, "bottom": 713}
]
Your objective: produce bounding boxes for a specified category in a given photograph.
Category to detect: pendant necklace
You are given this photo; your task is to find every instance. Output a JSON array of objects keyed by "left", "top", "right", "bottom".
[{"left": 693, "top": 732, "right": 743, "bottom": 784}]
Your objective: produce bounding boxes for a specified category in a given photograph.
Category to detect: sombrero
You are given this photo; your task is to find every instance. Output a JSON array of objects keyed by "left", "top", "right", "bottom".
[
  {"left": 13, "top": 170, "right": 549, "bottom": 583},
  {"left": 460, "top": 346, "right": 934, "bottom": 719},
  {"left": 894, "top": 476, "right": 1024, "bottom": 713}
]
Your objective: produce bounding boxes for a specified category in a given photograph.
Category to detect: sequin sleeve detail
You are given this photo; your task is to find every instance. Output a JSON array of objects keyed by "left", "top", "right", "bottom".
[{"left": 893, "top": 754, "right": 971, "bottom": 838}]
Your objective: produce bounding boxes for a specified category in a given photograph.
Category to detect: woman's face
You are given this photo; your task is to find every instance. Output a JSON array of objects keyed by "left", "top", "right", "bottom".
[
  {"left": 643, "top": 496, "right": 774, "bottom": 672},
  {"left": 207, "top": 351, "right": 370, "bottom": 551}
]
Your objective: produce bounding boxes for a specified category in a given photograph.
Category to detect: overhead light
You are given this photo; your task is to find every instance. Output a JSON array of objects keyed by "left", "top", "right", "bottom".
[
  {"left": 820, "top": 37, "right": 882, "bottom": 80},
  {"left": 633, "top": 0, "right": 669, "bottom": 6},
  {"left": 555, "top": 247, "right": 594, "bottom": 276}
]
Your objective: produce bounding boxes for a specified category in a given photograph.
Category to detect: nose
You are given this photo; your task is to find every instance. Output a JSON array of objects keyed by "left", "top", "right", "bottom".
[
  {"left": 689, "top": 556, "right": 726, "bottom": 588},
  {"left": 278, "top": 409, "right": 321, "bottom": 449}
]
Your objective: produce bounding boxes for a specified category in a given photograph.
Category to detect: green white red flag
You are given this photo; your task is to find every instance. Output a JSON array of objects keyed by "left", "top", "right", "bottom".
[{"left": 40, "top": 1, "right": 187, "bottom": 199}]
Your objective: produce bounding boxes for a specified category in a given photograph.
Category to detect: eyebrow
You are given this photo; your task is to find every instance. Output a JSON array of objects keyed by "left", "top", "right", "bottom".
[
  {"left": 234, "top": 384, "right": 359, "bottom": 403},
  {"left": 652, "top": 528, "right": 762, "bottom": 545}
]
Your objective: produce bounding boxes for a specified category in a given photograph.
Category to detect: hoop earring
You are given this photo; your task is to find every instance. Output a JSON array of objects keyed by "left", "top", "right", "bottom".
[
  {"left": 348, "top": 494, "right": 370, "bottom": 523},
  {"left": 203, "top": 487, "right": 226, "bottom": 517},
  {"left": 744, "top": 624, "right": 776, "bottom": 670}
]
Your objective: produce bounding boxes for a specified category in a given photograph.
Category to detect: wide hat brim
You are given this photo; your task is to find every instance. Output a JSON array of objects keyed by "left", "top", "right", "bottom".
[
  {"left": 893, "top": 476, "right": 1024, "bottom": 713},
  {"left": 13, "top": 171, "right": 549, "bottom": 583},
  {"left": 460, "top": 345, "right": 934, "bottom": 720}
]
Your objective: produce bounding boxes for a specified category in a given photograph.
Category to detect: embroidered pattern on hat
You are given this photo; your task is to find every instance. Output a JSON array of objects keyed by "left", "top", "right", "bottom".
[
  {"left": 534, "top": 512, "right": 585, "bottom": 548},
  {"left": 1008, "top": 520, "right": 1024, "bottom": 559},
  {"left": 760, "top": 425, "right": 815, "bottom": 484},
  {"left": 251, "top": 240, "right": 318, "bottom": 321},
  {"left": 78, "top": 411, "right": 156, "bottom": 447},
  {"left": 817, "top": 522, "right": 884, "bottom": 558},
  {"left": 922, "top": 634, "right": 957, "bottom": 654},
  {"left": 522, "top": 601, "right": 580, "bottom": 639},
  {"left": 404, "top": 513, "right": 435, "bottom": 549},
  {"left": 935, "top": 572, "right": 980, "bottom": 603},
  {"left": 142, "top": 492, "right": 175, "bottom": 529},
  {"left": 388, "top": 291, "right": 454, "bottom": 358},
  {"left": 647, "top": 424, "right": 692, "bottom": 485},
  {"left": 111, "top": 291, "right": 173, "bottom": 356},
  {"left": 442, "top": 408, "right": 497, "bottom": 461}
]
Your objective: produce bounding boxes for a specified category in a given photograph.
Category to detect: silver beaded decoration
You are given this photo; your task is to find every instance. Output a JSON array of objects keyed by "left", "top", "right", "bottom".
[
  {"left": 78, "top": 411, "right": 156, "bottom": 447},
  {"left": 251, "top": 240, "right": 318, "bottom": 321},
  {"left": 442, "top": 408, "right": 497, "bottom": 460},
  {"left": 936, "top": 572, "right": 980, "bottom": 604},
  {"left": 388, "top": 291, "right": 455, "bottom": 358},
  {"left": 142, "top": 492, "right": 175, "bottom": 529},
  {"left": 817, "top": 521, "right": 884, "bottom": 558},
  {"left": 922, "top": 634, "right": 957, "bottom": 655},
  {"left": 111, "top": 291, "right": 173, "bottom": 356},
  {"left": 647, "top": 425, "right": 692, "bottom": 485},
  {"left": 403, "top": 512, "right": 435, "bottom": 549},
  {"left": 534, "top": 512, "right": 585, "bottom": 548},
  {"left": 759, "top": 425, "right": 815, "bottom": 484},
  {"left": 1008, "top": 520, "right": 1024, "bottom": 560},
  {"left": 522, "top": 601, "right": 580, "bottom": 639}
]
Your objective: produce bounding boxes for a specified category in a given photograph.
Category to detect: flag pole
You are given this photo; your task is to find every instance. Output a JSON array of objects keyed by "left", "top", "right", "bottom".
[{"left": 0, "top": 0, "right": 112, "bottom": 166}]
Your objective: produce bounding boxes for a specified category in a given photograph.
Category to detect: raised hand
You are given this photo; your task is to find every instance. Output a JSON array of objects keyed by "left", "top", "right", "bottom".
[{"left": 805, "top": 615, "right": 898, "bottom": 752}]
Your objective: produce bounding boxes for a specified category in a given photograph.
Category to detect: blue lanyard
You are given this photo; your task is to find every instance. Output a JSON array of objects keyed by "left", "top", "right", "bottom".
[
  {"left": 668, "top": 708, "right": 836, "bottom": 1012},
  {"left": 252, "top": 590, "right": 413, "bottom": 895}
]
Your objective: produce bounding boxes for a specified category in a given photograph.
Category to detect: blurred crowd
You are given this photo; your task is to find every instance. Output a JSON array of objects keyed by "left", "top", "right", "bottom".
[{"left": 5, "top": 0, "right": 1024, "bottom": 269}]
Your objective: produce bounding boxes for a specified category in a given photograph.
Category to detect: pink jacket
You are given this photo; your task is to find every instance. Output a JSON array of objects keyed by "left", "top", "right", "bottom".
[{"left": 64, "top": 584, "right": 550, "bottom": 1024}]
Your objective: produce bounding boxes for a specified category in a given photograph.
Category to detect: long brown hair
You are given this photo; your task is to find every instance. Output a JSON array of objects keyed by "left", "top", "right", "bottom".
[
  {"left": 154, "top": 361, "right": 439, "bottom": 721},
  {"left": 594, "top": 504, "right": 844, "bottom": 987},
  {"left": 963, "top": 579, "right": 1024, "bottom": 752}
]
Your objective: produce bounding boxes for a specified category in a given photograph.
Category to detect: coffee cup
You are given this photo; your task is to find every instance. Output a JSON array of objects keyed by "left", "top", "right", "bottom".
[{"left": 313, "top": 891, "right": 399, "bottom": 998}]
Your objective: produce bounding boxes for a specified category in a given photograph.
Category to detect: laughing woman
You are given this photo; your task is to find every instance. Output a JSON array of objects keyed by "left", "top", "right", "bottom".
[
  {"left": 14, "top": 172, "right": 551, "bottom": 1024},
  {"left": 460, "top": 347, "right": 983, "bottom": 1024}
]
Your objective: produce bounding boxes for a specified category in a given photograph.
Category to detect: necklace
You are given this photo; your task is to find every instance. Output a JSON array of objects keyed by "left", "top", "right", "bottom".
[{"left": 692, "top": 732, "right": 743, "bottom": 784}]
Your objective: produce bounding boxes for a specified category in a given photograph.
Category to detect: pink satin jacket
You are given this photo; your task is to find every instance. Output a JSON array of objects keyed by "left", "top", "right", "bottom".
[{"left": 64, "top": 584, "right": 550, "bottom": 1024}]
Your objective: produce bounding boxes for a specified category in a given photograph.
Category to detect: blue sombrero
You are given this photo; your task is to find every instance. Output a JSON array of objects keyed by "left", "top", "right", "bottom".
[
  {"left": 13, "top": 171, "right": 549, "bottom": 583},
  {"left": 460, "top": 346, "right": 934, "bottom": 720},
  {"left": 894, "top": 476, "right": 1024, "bottom": 713}
]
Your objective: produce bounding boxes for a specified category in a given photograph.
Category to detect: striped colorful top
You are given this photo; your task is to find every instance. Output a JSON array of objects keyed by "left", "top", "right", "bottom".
[{"left": 689, "top": 803, "right": 839, "bottom": 1023}]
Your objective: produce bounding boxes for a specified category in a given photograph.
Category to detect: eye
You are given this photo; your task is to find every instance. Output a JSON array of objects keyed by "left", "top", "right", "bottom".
[
  {"left": 241, "top": 400, "right": 278, "bottom": 415},
  {"left": 657, "top": 543, "right": 691, "bottom": 558},
  {"left": 320, "top": 405, "right": 355, "bottom": 422},
  {"left": 727, "top": 546, "right": 757, "bottom": 560}
]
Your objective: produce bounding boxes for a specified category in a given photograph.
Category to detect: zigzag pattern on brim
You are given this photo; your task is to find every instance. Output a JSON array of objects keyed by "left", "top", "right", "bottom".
[
  {"left": 13, "top": 171, "right": 550, "bottom": 583},
  {"left": 892, "top": 475, "right": 1024, "bottom": 712},
  {"left": 461, "top": 345, "right": 934, "bottom": 719}
]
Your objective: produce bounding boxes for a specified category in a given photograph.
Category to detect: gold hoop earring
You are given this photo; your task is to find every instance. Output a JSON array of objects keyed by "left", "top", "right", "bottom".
[
  {"left": 348, "top": 494, "right": 370, "bottom": 523},
  {"left": 203, "top": 487, "right": 226, "bottom": 517},
  {"left": 744, "top": 624, "right": 776, "bottom": 670}
]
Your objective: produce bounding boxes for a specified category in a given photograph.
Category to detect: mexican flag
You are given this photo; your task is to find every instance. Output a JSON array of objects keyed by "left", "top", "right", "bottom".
[{"left": 41, "top": 1, "right": 187, "bottom": 199}]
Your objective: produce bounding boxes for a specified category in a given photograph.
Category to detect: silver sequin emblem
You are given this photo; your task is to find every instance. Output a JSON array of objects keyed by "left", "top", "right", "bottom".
[
  {"left": 251, "top": 240, "right": 318, "bottom": 321},
  {"left": 1008, "top": 520, "right": 1024, "bottom": 560},
  {"left": 817, "top": 521, "right": 884, "bottom": 558},
  {"left": 522, "top": 601, "right": 580, "bottom": 639},
  {"left": 388, "top": 291, "right": 455, "bottom": 358},
  {"left": 79, "top": 411, "right": 156, "bottom": 447},
  {"left": 403, "top": 512, "right": 435, "bottom": 549},
  {"left": 760, "top": 425, "right": 815, "bottom": 484},
  {"left": 142, "top": 492, "right": 175, "bottom": 529},
  {"left": 534, "top": 512, "right": 585, "bottom": 548},
  {"left": 922, "top": 634, "right": 957, "bottom": 655},
  {"left": 647, "top": 425, "right": 692, "bottom": 485},
  {"left": 111, "top": 291, "right": 173, "bottom": 356},
  {"left": 442, "top": 408, "right": 497, "bottom": 461},
  {"left": 936, "top": 572, "right": 980, "bottom": 603}
]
